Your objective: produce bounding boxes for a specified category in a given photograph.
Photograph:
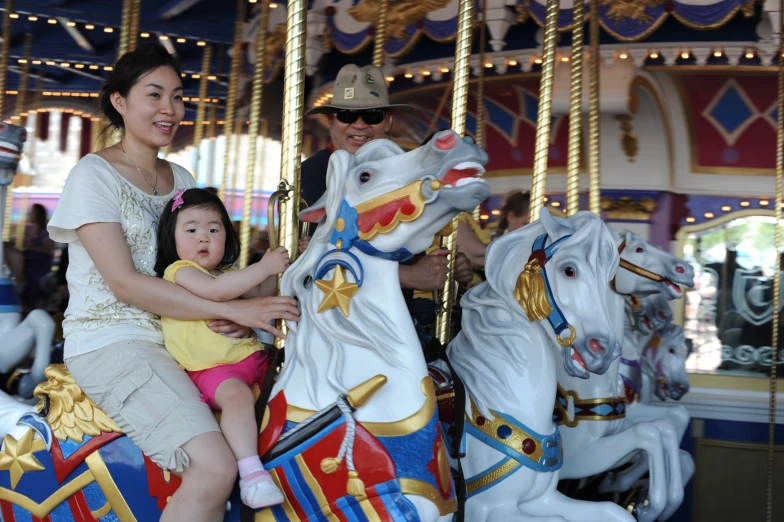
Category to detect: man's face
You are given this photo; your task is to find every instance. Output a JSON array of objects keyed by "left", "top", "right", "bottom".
[{"left": 327, "top": 110, "right": 394, "bottom": 154}]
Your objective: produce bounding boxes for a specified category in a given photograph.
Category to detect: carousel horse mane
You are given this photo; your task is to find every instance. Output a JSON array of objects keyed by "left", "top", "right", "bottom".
[
  {"left": 450, "top": 210, "right": 619, "bottom": 416},
  {"left": 278, "top": 142, "right": 417, "bottom": 402}
]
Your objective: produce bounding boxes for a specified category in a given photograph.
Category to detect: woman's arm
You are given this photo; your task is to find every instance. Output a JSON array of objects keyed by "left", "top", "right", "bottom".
[{"left": 76, "top": 222, "right": 299, "bottom": 335}]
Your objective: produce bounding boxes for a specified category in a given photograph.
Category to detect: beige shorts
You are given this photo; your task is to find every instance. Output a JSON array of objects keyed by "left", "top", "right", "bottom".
[{"left": 66, "top": 339, "right": 220, "bottom": 472}]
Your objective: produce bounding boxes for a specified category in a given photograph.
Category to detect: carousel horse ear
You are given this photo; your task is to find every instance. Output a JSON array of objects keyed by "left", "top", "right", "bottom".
[
  {"left": 300, "top": 196, "right": 327, "bottom": 223},
  {"left": 539, "top": 207, "right": 572, "bottom": 240}
]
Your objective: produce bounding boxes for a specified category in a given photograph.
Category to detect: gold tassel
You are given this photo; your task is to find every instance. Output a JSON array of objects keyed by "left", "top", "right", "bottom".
[
  {"left": 514, "top": 259, "right": 553, "bottom": 322},
  {"left": 320, "top": 457, "right": 341, "bottom": 474},
  {"left": 347, "top": 470, "right": 366, "bottom": 498}
]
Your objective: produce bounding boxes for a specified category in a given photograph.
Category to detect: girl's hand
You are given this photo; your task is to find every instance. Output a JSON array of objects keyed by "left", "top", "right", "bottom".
[
  {"left": 261, "top": 247, "right": 292, "bottom": 276},
  {"left": 226, "top": 295, "right": 300, "bottom": 339},
  {"left": 207, "top": 320, "right": 254, "bottom": 339}
]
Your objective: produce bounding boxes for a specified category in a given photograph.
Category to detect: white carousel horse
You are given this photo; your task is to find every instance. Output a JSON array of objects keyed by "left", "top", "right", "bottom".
[
  {"left": 258, "top": 131, "right": 491, "bottom": 522},
  {"left": 641, "top": 323, "right": 691, "bottom": 403},
  {"left": 0, "top": 122, "right": 57, "bottom": 400},
  {"left": 554, "top": 231, "right": 695, "bottom": 522},
  {"left": 447, "top": 208, "right": 635, "bottom": 522},
  {"left": 600, "top": 298, "right": 695, "bottom": 520}
]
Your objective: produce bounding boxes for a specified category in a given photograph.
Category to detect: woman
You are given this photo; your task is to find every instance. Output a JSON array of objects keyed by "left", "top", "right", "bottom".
[
  {"left": 48, "top": 43, "right": 299, "bottom": 522},
  {"left": 22, "top": 203, "right": 54, "bottom": 310},
  {"left": 496, "top": 190, "right": 530, "bottom": 236}
]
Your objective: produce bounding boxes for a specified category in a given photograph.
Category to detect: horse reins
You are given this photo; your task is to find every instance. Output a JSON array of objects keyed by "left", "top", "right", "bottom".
[{"left": 612, "top": 241, "right": 668, "bottom": 292}]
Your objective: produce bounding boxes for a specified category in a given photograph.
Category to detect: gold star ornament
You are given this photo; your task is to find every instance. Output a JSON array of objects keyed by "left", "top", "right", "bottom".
[
  {"left": 315, "top": 265, "right": 359, "bottom": 317},
  {"left": 0, "top": 429, "right": 45, "bottom": 489}
]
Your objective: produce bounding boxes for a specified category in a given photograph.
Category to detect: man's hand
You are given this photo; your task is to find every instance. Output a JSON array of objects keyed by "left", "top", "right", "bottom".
[
  {"left": 208, "top": 320, "right": 254, "bottom": 339},
  {"left": 298, "top": 236, "right": 311, "bottom": 253},
  {"left": 454, "top": 251, "right": 474, "bottom": 287},
  {"left": 399, "top": 250, "right": 449, "bottom": 291}
]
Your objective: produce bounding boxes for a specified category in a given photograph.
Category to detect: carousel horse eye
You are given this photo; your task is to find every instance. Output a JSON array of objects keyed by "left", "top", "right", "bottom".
[
  {"left": 359, "top": 172, "right": 372, "bottom": 184},
  {"left": 635, "top": 247, "right": 645, "bottom": 253},
  {"left": 669, "top": 347, "right": 676, "bottom": 354},
  {"left": 563, "top": 266, "right": 576, "bottom": 278}
]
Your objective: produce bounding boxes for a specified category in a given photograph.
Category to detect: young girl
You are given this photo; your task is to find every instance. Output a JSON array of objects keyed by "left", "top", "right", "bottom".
[{"left": 155, "top": 188, "right": 289, "bottom": 509}]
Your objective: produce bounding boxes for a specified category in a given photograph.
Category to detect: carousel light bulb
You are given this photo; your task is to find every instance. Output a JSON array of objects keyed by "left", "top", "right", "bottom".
[
  {"left": 32, "top": 60, "right": 41, "bottom": 64},
  {"left": 159, "top": 35, "right": 169, "bottom": 40},
  {"left": 685, "top": 217, "right": 696, "bottom": 223},
  {"left": 197, "top": 41, "right": 206, "bottom": 46},
  {"left": 721, "top": 205, "right": 731, "bottom": 212},
  {"left": 85, "top": 24, "right": 94, "bottom": 30},
  {"left": 48, "top": 19, "right": 57, "bottom": 24},
  {"left": 61, "top": 62, "right": 70, "bottom": 67},
  {"left": 28, "top": 16, "right": 38, "bottom": 21},
  {"left": 423, "top": 70, "right": 431, "bottom": 76},
  {"left": 326, "top": 93, "right": 334, "bottom": 98},
  {"left": 508, "top": 60, "right": 518, "bottom": 66},
  {"left": 760, "top": 200, "right": 770, "bottom": 206},
  {"left": 704, "top": 212, "right": 714, "bottom": 219},
  {"left": 67, "top": 21, "right": 76, "bottom": 27},
  {"left": 46, "top": 61, "right": 55, "bottom": 65},
  {"left": 551, "top": 201, "right": 561, "bottom": 207},
  {"left": 270, "top": 3, "right": 279, "bottom": 7},
  {"left": 484, "top": 62, "right": 493, "bottom": 68},
  {"left": 9, "top": 14, "right": 18, "bottom": 19},
  {"left": 208, "top": 75, "right": 217, "bottom": 80},
  {"left": 404, "top": 73, "right": 413, "bottom": 78},
  {"left": 649, "top": 52, "right": 659, "bottom": 59},
  {"left": 89, "top": 64, "right": 99, "bottom": 69},
  {"left": 619, "top": 52, "right": 628, "bottom": 60},
  {"left": 386, "top": 76, "right": 394, "bottom": 82},
  {"left": 491, "top": 209, "right": 501, "bottom": 215},
  {"left": 440, "top": 67, "right": 449, "bottom": 73},
  {"left": 17, "top": 59, "right": 27, "bottom": 64},
  {"left": 745, "top": 51, "right": 754, "bottom": 59},
  {"left": 534, "top": 58, "right": 543, "bottom": 64},
  {"left": 480, "top": 214, "right": 489, "bottom": 220},
  {"left": 713, "top": 50, "right": 722, "bottom": 57},
  {"left": 740, "top": 201, "right": 750, "bottom": 207},
  {"left": 680, "top": 52, "right": 689, "bottom": 59},
  {"left": 177, "top": 38, "right": 186, "bottom": 43},
  {"left": 141, "top": 32, "right": 150, "bottom": 38},
  {"left": 560, "top": 56, "right": 570, "bottom": 62},
  {"left": 75, "top": 64, "right": 85, "bottom": 69},
  {"left": 192, "top": 73, "right": 200, "bottom": 78}
]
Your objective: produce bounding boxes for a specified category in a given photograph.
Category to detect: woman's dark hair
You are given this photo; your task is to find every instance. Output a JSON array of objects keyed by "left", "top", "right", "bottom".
[
  {"left": 100, "top": 42, "right": 183, "bottom": 131},
  {"left": 155, "top": 188, "right": 240, "bottom": 277},
  {"left": 497, "top": 191, "right": 530, "bottom": 234},
  {"left": 29, "top": 203, "right": 48, "bottom": 228}
]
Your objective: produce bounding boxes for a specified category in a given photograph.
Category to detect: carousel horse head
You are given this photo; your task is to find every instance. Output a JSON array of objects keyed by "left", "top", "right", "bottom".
[
  {"left": 0, "top": 121, "right": 26, "bottom": 186},
  {"left": 298, "top": 130, "right": 490, "bottom": 259},
  {"left": 645, "top": 324, "right": 690, "bottom": 401},
  {"left": 625, "top": 295, "right": 654, "bottom": 336},
  {"left": 488, "top": 209, "right": 622, "bottom": 379},
  {"left": 645, "top": 293, "right": 673, "bottom": 330},
  {"left": 611, "top": 229, "right": 694, "bottom": 298}
]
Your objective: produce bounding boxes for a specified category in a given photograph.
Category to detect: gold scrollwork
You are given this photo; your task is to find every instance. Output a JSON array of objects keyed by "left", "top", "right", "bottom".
[
  {"left": 615, "top": 114, "right": 639, "bottom": 163},
  {"left": 399, "top": 478, "right": 457, "bottom": 516},
  {"left": 600, "top": 195, "right": 657, "bottom": 221}
]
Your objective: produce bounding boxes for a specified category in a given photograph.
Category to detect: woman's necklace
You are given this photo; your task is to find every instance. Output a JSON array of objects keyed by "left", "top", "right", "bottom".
[{"left": 118, "top": 141, "right": 160, "bottom": 195}]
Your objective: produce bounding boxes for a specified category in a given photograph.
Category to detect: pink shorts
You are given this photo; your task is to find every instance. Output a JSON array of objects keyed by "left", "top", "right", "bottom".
[{"left": 187, "top": 351, "right": 269, "bottom": 410}]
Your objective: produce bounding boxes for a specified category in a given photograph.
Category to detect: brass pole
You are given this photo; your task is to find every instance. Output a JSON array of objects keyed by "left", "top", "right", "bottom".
[
  {"left": 128, "top": 0, "right": 142, "bottom": 53},
  {"left": 473, "top": 0, "right": 488, "bottom": 223},
  {"left": 435, "top": 0, "right": 474, "bottom": 345},
  {"left": 220, "top": 0, "right": 247, "bottom": 203},
  {"left": 14, "top": 74, "right": 40, "bottom": 251},
  {"left": 240, "top": 0, "right": 270, "bottom": 268},
  {"left": 118, "top": 0, "right": 132, "bottom": 59},
  {"left": 767, "top": 2, "right": 783, "bottom": 520},
  {"left": 566, "top": 0, "right": 584, "bottom": 216},
  {"left": 528, "top": 0, "right": 559, "bottom": 222},
  {"left": 588, "top": 0, "right": 601, "bottom": 213},
  {"left": 3, "top": 32, "right": 30, "bottom": 244},
  {"left": 0, "top": 0, "right": 12, "bottom": 120},
  {"left": 372, "top": 0, "right": 388, "bottom": 67},
  {"left": 230, "top": 117, "right": 243, "bottom": 213},
  {"left": 192, "top": 44, "right": 212, "bottom": 179},
  {"left": 274, "top": 0, "right": 307, "bottom": 349}
]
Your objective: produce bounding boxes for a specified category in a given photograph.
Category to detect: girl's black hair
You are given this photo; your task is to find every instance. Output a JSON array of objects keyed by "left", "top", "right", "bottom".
[
  {"left": 155, "top": 188, "right": 240, "bottom": 277},
  {"left": 100, "top": 42, "right": 183, "bottom": 132}
]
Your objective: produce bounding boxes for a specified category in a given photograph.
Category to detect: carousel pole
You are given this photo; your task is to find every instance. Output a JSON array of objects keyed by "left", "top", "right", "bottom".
[
  {"left": 3, "top": 32, "right": 30, "bottom": 245},
  {"left": 192, "top": 44, "right": 212, "bottom": 179},
  {"left": 435, "top": 0, "right": 474, "bottom": 345},
  {"left": 767, "top": 3, "right": 783, "bottom": 520},
  {"left": 473, "top": 0, "right": 487, "bottom": 222},
  {"left": 372, "top": 0, "right": 388, "bottom": 67},
  {"left": 239, "top": 0, "right": 271, "bottom": 269},
  {"left": 566, "top": 0, "right": 584, "bottom": 217},
  {"left": 273, "top": 0, "right": 307, "bottom": 349},
  {"left": 14, "top": 75, "right": 41, "bottom": 251},
  {"left": 219, "top": 0, "right": 246, "bottom": 203},
  {"left": 588, "top": 0, "right": 600, "bottom": 214},
  {"left": 128, "top": 0, "right": 141, "bottom": 52},
  {"left": 229, "top": 117, "right": 243, "bottom": 213},
  {"left": 0, "top": 0, "right": 12, "bottom": 121},
  {"left": 118, "top": 0, "right": 132, "bottom": 59},
  {"left": 528, "top": 0, "right": 559, "bottom": 222}
]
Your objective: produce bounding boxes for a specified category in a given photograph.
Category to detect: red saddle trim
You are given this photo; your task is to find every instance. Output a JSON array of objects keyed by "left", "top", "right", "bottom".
[{"left": 51, "top": 432, "right": 122, "bottom": 484}]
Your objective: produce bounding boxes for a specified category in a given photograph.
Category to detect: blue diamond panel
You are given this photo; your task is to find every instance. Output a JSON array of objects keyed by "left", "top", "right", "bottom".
[
  {"left": 708, "top": 85, "right": 754, "bottom": 135},
  {"left": 484, "top": 98, "right": 516, "bottom": 138},
  {"left": 590, "top": 403, "right": 615, "bottom": 416},
  {"left": 771, "top": 106, "right": 778, "bottom": 123},
  {"left": 523, "top": 92, "right": 539, "bottom": 124}
]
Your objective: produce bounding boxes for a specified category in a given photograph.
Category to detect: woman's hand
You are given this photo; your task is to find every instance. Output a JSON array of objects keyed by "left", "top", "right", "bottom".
[
  {"left": 260, "top": 246, "right": 292, "bottom": 276},
  {"left": 225, "top": 295, "right": 300, "bottom": 339},
  {"left": 207, "top": 320, "right": 254, "bottom": 339}
]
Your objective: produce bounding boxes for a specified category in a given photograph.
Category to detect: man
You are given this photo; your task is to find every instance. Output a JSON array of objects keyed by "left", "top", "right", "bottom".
[{"left": 299, "top": 63, "right": 474, "bottom": 293}]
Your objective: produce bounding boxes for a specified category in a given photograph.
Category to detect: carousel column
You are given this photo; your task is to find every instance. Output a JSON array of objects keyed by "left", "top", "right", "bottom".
[
  {"left": 528, "top": 0, "right": 559, "bottom": 222},
  {"left": 5, "top": 33, "right": 31, "bottom": 247},
  {"left": 588, "top": 0, "right": 601, "bottom": 214},
  {"left": 0, "top": 4, "right": 15, "bottom": 246},
  {"left": 239, "top": 0, "right": 271, "bottom": 269},
  {"left": 274, "top": 0, "right": 307, "bottom": 349},
  {"left": 15, "top": 75, "right": 41, "bottom": 251},
  {"left": 473, "top": 0, "right": 487, "bottom": 222},
  {"left": 372, "top": 0, "right": 388, "bottom": 67},
  {"left": 192, "top": 45, "right": 212, "bottom": 179},
  {"left": 219, "top": 0, "right": 246, "bottom": 203},
  {"left": 435, "top": 0, "right": 473, "bottom": 345},
  {"left": 566, "top": 0, "right": 584, "bottom": 217}
]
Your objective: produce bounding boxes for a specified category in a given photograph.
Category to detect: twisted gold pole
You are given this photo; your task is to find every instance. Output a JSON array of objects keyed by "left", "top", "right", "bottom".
[
  {"left": 0, "top": 0, "right": 12, "bottom": 120},
  {"left": 372, "top": 0, "right": 388, "bottom": 67},
  {"left": 274, "top": 0, "right": 307, "bottom": 349},
  {"left": 767, "top": 4, "right": 783, "bottom": 521},
  {"left": 118, "top": 0, "right": 132, "bottom": 59},
  {"left": 230, "top": 117, "right": 243, "bottom": 211},
  {"left": 567, "top": 0, "right": 584, "bottom": 217},
  {"left": 435, "top": 0, "right": 474, "bottom": 345},
  {"left": 473, "top": 0, "right": 487, "bottom": 223},
  {"left": 3, "top": 32, "right": 30, "bottom": 244},
  {"left": 14, "top": 74, "right": 40, "bottom": 251},
  {"left": 528, "top": 0, "right": 559, "bottom": 222},
  {"left": 239, "top": 0, "right": 271, "bottom": 268},
  {"left": 192, "top": 45, "right": 212, "bottom": 179},
  {"left": 219, "top": 0, "right": 247, "bottom": 203},
  {"left": 128, "top": 0, "right": 141, "bottom": 53},
  {"left": 588, "top": 0, "right": 600, "bottom": 214}
]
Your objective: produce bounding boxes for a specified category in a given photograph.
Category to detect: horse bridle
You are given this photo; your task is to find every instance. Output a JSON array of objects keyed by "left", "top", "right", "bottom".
[{"left": 612, "top": 240, "right": 668, "bottom": 292}]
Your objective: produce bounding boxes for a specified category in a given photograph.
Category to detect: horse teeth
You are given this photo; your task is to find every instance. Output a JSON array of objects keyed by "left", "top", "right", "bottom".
[{"left": 455, "top": 177, "right": 485, "bottom": 187}]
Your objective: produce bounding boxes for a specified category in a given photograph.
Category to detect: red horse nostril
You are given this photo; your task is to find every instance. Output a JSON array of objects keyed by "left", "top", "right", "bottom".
[
  {"left": 588, "top": 339, "right": 604, "bottom": 352},
  {"left": 675, "top": 265, "right": 685, "bottom": 274},
  {"left": 435, "top": 132, "right": 457, "bottom": 150}
]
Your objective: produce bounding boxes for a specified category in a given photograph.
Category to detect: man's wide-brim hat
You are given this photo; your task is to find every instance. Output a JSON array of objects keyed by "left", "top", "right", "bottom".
[{"left": 306, "top": 64, "right": 413, "bottom": 116}]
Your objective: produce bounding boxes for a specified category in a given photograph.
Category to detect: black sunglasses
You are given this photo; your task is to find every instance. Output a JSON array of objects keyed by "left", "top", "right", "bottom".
[{"left": 334, "top": 109, "right": 386, "bottom": 125}]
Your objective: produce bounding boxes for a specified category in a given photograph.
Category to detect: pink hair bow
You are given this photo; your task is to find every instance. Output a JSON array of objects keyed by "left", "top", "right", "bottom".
[{"left": 172, "top": 189, "right": 186, "bottom": 211}]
